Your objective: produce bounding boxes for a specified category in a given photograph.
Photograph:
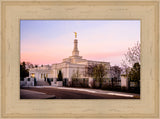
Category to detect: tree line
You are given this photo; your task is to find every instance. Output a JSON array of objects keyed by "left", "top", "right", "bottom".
[{"left": 84, "top": 41, "right": 140, "bottom": 91}]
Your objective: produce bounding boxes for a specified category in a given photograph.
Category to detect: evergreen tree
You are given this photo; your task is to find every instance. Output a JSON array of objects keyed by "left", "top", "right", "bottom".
[
  {"left": 57, "top": 70, "right": 63, "bottom": 81},
  {"left": 128, "top": 62, "right": 140, "bottom": 87},
  {"left": 20, "top": 61, "right": 29, "bottom": 80}
]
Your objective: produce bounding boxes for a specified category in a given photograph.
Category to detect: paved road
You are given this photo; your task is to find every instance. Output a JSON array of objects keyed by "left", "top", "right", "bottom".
[
  {"left": 21, "top": 87, "right": 140, "bottom": 99},
  {"left": 20, "top": 89, "right": 56, "bottom": 99}
]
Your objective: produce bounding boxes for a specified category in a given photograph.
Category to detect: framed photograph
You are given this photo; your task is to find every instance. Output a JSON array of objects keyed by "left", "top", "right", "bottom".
[
  {"left": 0, "top": 0, "right": 159, "bottom": 118},
  {"left": 20, "top": 20, "right": 140, "bottom": 99}
]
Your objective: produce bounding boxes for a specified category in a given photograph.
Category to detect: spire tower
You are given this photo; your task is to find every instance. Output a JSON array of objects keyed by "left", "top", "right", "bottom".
[{"left": 72, "top": 32, "right": 79, "bottom": 56}]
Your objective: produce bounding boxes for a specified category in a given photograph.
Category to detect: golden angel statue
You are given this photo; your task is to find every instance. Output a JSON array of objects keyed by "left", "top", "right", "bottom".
[{"left": 74, "top": 32, "right": 77, "bottom": 38}]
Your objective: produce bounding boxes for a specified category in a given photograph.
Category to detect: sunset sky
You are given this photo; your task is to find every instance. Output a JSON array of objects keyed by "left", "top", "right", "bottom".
[{"left": 20, "top": 20, "right": 140, "bottom": 66}]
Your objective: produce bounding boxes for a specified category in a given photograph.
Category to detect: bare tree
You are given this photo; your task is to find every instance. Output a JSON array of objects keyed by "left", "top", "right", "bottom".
[
  {"left": 121, "top": 41, "right": 140, "bottom": 75},
  {"left": 121, "top": 60, "right": 131, "bottom": 76},
  {"left": 124, "top": 41, "right": 140, "bottom": 66},
  {"left": 110, "top": 66, "right": 122, "bottom": 80},
  {"left": 121, "top": 42, "right": 141, "bottom": 93},
  {"left": 24, "top": 62, "right": 34, "bottom": 69},
  {"left": 71, "top": 68, "right": 81, "bottom": 87},
  {"left": 110, "top": 66, "right": 122, "bottom": 87},
  {"left": 72, "top": 68, "right": 80, "bottom": 79},
  {"left": 86, "top": 64, "right": 107, "bottom": 88}
]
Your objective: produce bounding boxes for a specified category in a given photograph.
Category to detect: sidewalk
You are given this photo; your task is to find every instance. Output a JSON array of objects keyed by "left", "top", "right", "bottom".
[
  {"left": 51, "top": 87, "right": 140, "bottom": 98},
  {"left": 20, "top": 89, "right": 56, "bottom": 99}
]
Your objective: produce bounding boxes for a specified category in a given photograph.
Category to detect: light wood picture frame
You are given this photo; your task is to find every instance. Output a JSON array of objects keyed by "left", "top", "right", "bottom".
[{"left": 0, "top": 0, "right": 159, "bottom": 119}]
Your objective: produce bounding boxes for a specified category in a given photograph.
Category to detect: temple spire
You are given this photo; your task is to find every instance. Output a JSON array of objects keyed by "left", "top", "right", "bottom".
[{"left": 72, "top": 32, "right": 79, "bottom": 56}]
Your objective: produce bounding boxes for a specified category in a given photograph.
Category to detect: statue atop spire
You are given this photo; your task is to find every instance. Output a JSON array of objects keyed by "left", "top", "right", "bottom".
[{"left": 74, "top": 32, "right": 77, "bottom": 38}]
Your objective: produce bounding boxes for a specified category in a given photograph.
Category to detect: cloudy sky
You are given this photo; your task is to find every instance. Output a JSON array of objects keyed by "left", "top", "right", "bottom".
[{"left": 20, "top": 20, "right": 140, "bottom": 66}]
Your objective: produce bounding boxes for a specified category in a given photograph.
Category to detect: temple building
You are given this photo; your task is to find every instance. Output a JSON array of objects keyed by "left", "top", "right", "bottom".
[{"left": 29, "top": 32, "right": 111, "bottom": 86}]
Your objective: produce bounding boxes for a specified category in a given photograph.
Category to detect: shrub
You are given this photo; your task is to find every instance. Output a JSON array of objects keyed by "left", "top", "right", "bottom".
[
  {"left": 28, "top": 78, "right": 30, "bottom": 81},
  {"left": 121, "top": 86, "right": 127, "bottom": 92},
  {"left": 34, "top": 78, "right": 37, "bottom": 86},
  {"left": 47, "top": 78, "right": 51, "bottom": 85}
]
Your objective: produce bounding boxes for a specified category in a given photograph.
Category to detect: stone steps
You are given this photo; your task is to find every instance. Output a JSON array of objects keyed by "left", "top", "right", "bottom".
[{"left": 36, "top": 80, "right": 50, "bottom": 86}]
